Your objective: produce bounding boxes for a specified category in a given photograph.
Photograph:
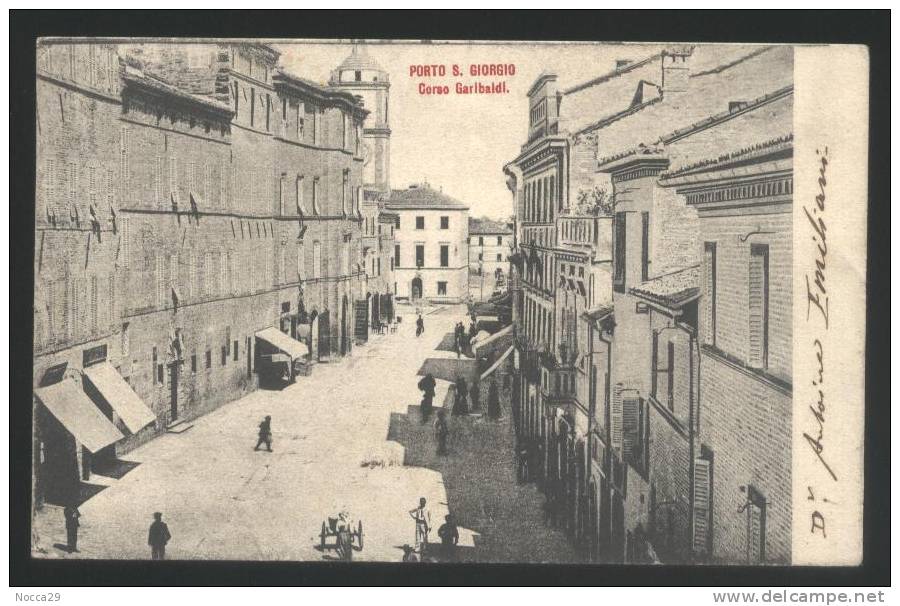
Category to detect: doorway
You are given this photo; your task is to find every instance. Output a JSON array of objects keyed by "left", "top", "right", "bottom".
[
  {"left": 411, "top": 277, "right": 423, "bottom": 300},
  {"left": 340, "top": 295, "right": 349, "bottom": 355},
  {"left": 168, "top": 362, "right": 179, "bottom": 422}
]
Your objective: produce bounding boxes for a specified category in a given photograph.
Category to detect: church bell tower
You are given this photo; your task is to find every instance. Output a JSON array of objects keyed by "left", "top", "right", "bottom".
[{"left": 329, "top": 43, "right": 391, "bottom": 198}]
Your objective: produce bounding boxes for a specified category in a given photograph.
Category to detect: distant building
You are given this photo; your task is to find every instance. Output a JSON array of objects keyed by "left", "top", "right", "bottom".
[
  {"left": 385, "top": 184, "right": 469, "bottom": 303},
  {"left": 468, "top": 218, "right": 513, "bottom": 298}
]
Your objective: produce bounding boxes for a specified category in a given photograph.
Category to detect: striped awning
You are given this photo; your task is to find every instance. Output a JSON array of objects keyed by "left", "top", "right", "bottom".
[
  {"left": 83, "top": 362, "right": 157, "bottom": 434},
  {"left": 35, "top": 379, "right": 124, "bottom": 453}
]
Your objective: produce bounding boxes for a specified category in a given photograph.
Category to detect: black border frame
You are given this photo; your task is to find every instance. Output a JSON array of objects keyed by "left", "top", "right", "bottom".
[{"left": 10, "top": 9, "right": 890, "bottom": 587}]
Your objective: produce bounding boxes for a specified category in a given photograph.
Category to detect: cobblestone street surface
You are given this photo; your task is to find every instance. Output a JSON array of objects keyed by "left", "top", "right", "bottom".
[{"left": 34, "top": 304, "right": 579, "bottom": 563}]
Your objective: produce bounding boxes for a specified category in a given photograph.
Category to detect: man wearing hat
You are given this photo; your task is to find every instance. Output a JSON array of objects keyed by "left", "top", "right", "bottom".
[
  {"left": 148, "top": 512, "right": 171, "bottom": 560},
  {"left": 255, "top": 415, "right": 273, "bottom": 452}
]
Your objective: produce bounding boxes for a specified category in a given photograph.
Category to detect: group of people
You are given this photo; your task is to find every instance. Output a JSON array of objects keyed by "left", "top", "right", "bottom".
[
  {"left": 62, "top": 506, "right": 171, "bottom": 560},
  {"left": 403, "top": 497, "right": 459, "bottom": 562},
  {"left": 452, "top": 319, "right": 478, "bottom": 357}
]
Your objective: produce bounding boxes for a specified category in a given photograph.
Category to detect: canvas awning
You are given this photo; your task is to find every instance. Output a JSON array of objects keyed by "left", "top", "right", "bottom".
[
  {"left": 35, "top": 380, "right": 124, "bottom": 453},
  {"left": 417, "top": 357, "right": 479, "bottom": 384},
  {"left": 83, "top": 362, "right": 157, "bottom": 434},
  {"left": 255, "top": 327, "right": 309, "bottom": 360}
]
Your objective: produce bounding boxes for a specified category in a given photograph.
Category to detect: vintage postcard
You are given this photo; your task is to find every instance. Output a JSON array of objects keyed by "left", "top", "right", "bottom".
[{"left": 29, "top": 38, "right": 868, "bottom": 567}]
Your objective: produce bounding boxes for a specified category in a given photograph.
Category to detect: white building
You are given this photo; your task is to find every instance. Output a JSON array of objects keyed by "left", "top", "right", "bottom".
[
  {"left": 468, "top": 217, "right": 513, "bottom": 294},
  {"left": 385, "top": 184, "right": 470, "bottom": 303}
]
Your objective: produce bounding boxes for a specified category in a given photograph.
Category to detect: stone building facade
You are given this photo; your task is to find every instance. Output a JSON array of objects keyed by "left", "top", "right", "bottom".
[
  {"left": 504, "top": 44, "right": 793, "bottom": 564},
  {"left": 469, "top": 217, "right": 513, "bottom": 299},
  {"left": 33, "top": 40, "right": 375, "bottom": 507},
  {"left": 385, "top": 184, "right": 470, "bottom": 303}
]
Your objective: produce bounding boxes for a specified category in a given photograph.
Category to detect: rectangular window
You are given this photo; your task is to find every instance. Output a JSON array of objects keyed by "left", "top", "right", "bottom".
[
  {"left": 440, "top": 245, "right": 449, "bottom": 268},
  {"left": 437, "top": 281, "right": 447, "bottom": 296},
  {"left": 279, "top": 175, "right": 285, "bottom": 215},
  {"left": 206, "top": 349, "right": 212, "bottom": 369},
  {"left": 415, "top": 244, "right": 425, "bottom": 268},
  {"left": 191, "top": 352, "right": 197, "bottom": 373},
  {"left": 233, "top": 340, "right": 239, "bottom": 362},
  {"left": 479, "top": 236, "right": 484, "bottom": 246},
  {"left": 394, "top": 244, "right": 400, "bottom": 268},
  {"left": 666, "top": 341, "right": 675, "bottom": 412},
  {"left": 440, "top": 216, "right": 449, "bottom": 229},
  {"left": 651, "top": 330, "right": 659, "bottom": 398},
  {"left": 250, "top": 88, "right": 256, "bottom": 127},
  {"left": 748, "top": 244, "right": 769, "bottom": 368},
  {"left": 703, "top": 243, "right": 717, "bottom": 346},
  {"left": 613, "top": 212, "right": 626, "bottom": 291},
  {"left": 641, "top": 211, "right": 650, "bottom": 282},
  {"left": 415, "top": 216, "right": 424, "bottom": 230},
  {"left": 496, "top": 253, "right": 502, "bottom": 262},
  {"left": 497, "top": 236, "right": 503, "bottom": 245},
  {"left": 297, "top": 102, "right": 304, "bottom": 140},
  {"left": 313, "top": 241, "right": 322, "bottom": 279}
]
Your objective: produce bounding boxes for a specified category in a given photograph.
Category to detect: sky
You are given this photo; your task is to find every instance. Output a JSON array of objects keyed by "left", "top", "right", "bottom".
[{"left": 276, "top": 41, "right": 666, "bottom": 221}]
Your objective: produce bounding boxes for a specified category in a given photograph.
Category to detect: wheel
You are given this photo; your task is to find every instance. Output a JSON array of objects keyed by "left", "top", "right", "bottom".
[
  {"left": 356, "top": 520, "right": 364, "bottom": 551},
  {"left": 320, "top": 522, "right": 327, "bottom": 549}
]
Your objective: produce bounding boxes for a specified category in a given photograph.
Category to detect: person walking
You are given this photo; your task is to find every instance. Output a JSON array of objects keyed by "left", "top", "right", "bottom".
[
  {"left": 254, "top": 415, "right": 273, "bottom": 452},
  {"left": 469, "top": 381, "right": 480, "bottom": 412},
  {"left": 436, "top": 514, "right": 460, "bottom": 562},
  {"left": 433, "top": 409, "right": 449, "bottom": 455},
  {"left": 453, "top": 376, "right": 469, "bottom": 416},
  {"left": 418, "top": 373, "right": 436, "bottom": 422},
  {"left": 148, "top": 512, "right": 171, "bottom": 560},
  {"left": 408, "top": 498, "right": 431, "bottom": 555},
  {"left": 488, "top": 379, "right": 501, "bottom": 420},
  {"left": 415, "top": 313, "right": 424, "bottom": 337},
  {"left": 63, "top": 504, "right": 80, "bottom": 553}
]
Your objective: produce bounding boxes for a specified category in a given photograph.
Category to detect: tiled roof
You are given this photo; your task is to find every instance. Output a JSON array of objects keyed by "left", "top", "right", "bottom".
[
  {"left": 336, "top": 45, "right": 385, "bottom": 73},
  {"left": 121, "top": 69, "right": 234, "bottom": 117},
  {"left": 630, "top": 265, "right": 701, "bottom": 309},
  {"left": 469, "top": 217, "right": 512, "bottom": 235},
  {"left": 384, "top": 185, "right": 469, "bottom": 211},
  {"left": 659, "top": 134, "right": 793, "bottom": 180},
  {"left": 582, "top": 304, "right": 614, "bottom": 322}
]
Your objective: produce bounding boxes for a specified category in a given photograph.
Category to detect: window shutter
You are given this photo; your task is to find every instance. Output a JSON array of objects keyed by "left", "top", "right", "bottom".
[
  {"left": 220, "top": 251, "right": 227, "bottom": 295},
  {"left": 748, "top": 245, "right": 768, "bottom": 367},
  {"left": 692, "top": 457, "right": 711, "bottom": 555},
  {"left": 108, "top": 275, "right": 116, "bottom": 330},
  {"left": 120, "top": 217, "right": 129, "bottom": 268},
  {"left": 188, "top": 251, "right": 196, "bottom": 299},
  {"left": 622, "top": 396, "right": 639, "bottom": 461},
  {"left": 197, "top": 252, "right": 206, "bottom": 298},
  {"left": 610, "top": 382, "right": 624, "bottom": 454},
  {"left": 651, "top": 331, "right": 658, "bottom": 397},
  {"left": 154, "top": 155, "right": 162, "bottom": 208},
  {"left": 89, "top": 275, "right": 98, "bottom": 333},
  {"left": 703, "top": 244, "right": 715, "bottom": 345},
  {"left": 747, "top": 502, "right": 763, "bottom": 563}
]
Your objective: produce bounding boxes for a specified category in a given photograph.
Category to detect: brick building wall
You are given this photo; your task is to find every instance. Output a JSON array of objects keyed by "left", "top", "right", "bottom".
[
  {"left": 33, "top": 42, "right": 373, "bottom": 502},
  {"left": 699, "top": 354, "right": 792, "bottom": 564}
]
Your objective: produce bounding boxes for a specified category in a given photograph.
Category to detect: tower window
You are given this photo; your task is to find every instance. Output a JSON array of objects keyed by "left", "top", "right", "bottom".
[{"left": 354, "top": 70, "right": 361, "bottom": 81}]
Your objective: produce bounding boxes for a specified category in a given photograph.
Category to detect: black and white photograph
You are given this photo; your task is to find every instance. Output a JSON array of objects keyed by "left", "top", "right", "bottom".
[{"left": 12, "top": 12, "right": 886, "bottom": 589}]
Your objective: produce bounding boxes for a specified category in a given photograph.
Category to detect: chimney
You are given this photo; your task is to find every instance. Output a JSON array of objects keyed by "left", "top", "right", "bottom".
[{"left": 662, "top": 49, "right": 691, "bottom": 93}]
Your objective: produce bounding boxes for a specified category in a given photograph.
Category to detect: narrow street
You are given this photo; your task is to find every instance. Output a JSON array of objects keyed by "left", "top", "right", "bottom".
[{"left": 34, "top": 304, "right": 579, "bottom": 563}]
